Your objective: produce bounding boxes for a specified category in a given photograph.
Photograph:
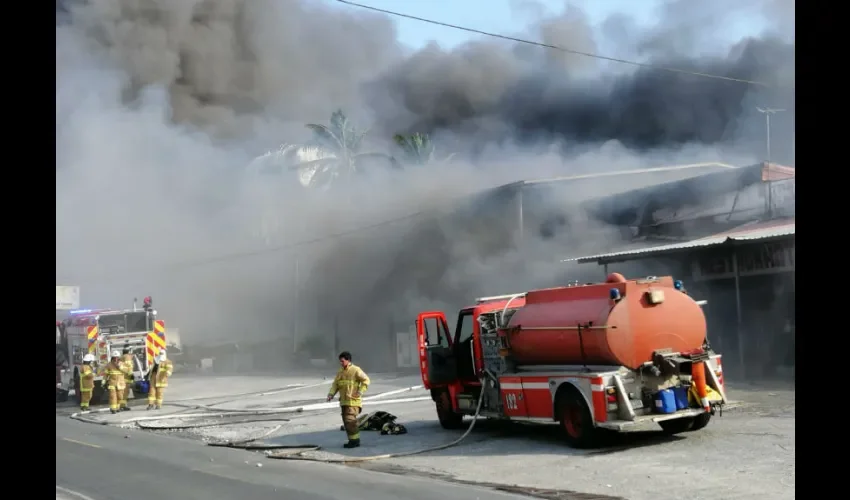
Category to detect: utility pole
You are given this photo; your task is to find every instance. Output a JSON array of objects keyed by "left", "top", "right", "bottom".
[{"left": 756, "top": 107, "right": 786, "bottom": 218}]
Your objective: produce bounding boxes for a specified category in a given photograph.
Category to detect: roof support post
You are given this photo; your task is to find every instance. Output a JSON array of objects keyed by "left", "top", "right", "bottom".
[
  {"left": 603, "top": 263, "right": 609, "bottom": 278},
  {"left": 732, "top": 249, "right": 745, "bottom": 377}
]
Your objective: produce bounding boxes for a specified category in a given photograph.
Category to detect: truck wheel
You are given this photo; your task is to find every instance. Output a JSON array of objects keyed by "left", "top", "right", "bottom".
[
  {"left": 689, "top": 412, "right": 711, "bottom": 431},
  {"left": 435, "top": 390, "right": 464, "bottom": 430},
  {"left": 73, "top": 369, "right": 81, "bottom": 404},
  {"left": 659, "top": 417, "right": 694, "bottom": 434},
  {"left": 556, "top": 389, "right": 599, "bottom": 448},
  {"left": 90, "top": 382, "right": 105, "bottom": 405}
]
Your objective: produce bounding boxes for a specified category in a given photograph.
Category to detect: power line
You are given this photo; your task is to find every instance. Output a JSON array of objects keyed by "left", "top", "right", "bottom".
[{"left": 336, "top": 0, "right": 773, "bottom": 88}]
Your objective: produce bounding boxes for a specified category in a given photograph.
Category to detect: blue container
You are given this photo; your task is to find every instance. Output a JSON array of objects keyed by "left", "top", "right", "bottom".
[
  {"left": 653, "top": 389, "right": 677, "bottom": 414},
  {"left": 136, "top": 380, "right": 150, "bottom": 394},
  {"left": 672, "top": 386, "right": 689, "bottom": 410}
]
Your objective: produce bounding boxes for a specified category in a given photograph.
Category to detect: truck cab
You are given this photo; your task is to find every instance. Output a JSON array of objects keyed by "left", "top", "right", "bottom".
[{"left": 416, "top": 294, "right": 526, "bottom": 428}]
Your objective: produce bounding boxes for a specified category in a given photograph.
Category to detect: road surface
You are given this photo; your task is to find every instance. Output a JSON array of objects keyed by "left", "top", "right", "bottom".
[{"left": 56, "top": 415, "right": 529, "bottom": 500}]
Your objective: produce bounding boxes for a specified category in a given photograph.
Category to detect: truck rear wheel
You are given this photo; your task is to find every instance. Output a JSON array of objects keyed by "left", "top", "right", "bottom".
[
  {"left": 434, "top": 390, "right": 464, "bottom": 430},
  {"left": 556, "top": 389, "right": 599, "bottom": 448},
  {"left": 689, "top": 412, "right": 711, "bottom": 431}
]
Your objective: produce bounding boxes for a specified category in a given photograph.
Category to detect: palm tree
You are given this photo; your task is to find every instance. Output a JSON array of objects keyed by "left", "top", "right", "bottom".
[
  {"left": 392, "top": 132, "right": 455, "bottom": 167},
  {"left": 247, "top": 110, "right": 389, "bottom": 189}
]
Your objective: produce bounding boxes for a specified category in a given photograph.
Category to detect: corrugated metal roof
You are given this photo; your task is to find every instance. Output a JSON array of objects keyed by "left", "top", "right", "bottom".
[
  {"left": 521, "top": 162, "right": 737, "bottom": 186},
  {"left": 562, "top": 219, "right": 795, "bottom": 264}
]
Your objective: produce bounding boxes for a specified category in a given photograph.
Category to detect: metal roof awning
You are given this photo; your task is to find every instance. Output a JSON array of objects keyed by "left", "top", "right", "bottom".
[{"left": 562, "top": 219, "right": 795, "bottom": 265}]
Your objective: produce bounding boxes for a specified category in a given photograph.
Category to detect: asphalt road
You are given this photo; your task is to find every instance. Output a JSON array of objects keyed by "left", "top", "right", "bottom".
[{"left": 56, "top": 416, "right": 528, "bottom": 500}]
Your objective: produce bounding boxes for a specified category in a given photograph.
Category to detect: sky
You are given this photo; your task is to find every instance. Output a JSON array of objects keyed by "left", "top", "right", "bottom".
[{"left": 325, "top": 0, "right": 772, "bottom": 52}]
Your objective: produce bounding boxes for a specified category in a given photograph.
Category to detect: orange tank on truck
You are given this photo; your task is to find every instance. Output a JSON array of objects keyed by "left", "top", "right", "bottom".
[{"left": 502, "top": 274, "right": 707, "bottom": 369}]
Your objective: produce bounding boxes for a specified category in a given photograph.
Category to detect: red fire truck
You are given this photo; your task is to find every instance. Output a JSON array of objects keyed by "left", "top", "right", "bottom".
[
  {"left": 56, "top": 297, "right": 167, "bottom": 406},
  {"left": 416, "top": 273, "right": 726, "bottom": 448}
]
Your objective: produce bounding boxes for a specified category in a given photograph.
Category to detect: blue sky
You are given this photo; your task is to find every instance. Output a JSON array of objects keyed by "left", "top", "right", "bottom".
[{"left": 327, "top": 0, "right": 771, "bottom": 51}]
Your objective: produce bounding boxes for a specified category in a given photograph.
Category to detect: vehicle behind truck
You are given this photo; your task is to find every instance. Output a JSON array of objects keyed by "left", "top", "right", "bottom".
[{"left": 416, "top": 273, "right": 726, "bottom": 448}]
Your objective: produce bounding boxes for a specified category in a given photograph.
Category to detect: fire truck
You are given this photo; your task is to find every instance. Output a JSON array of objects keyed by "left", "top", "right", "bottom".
[
  {"left": 416, "top": 273, "right": 726, "bottom": 448},
  {"left": 56, "top": 297, "right": 167, "bottom": 406}
]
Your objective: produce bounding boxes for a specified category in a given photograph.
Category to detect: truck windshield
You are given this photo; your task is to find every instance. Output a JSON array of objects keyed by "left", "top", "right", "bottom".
[{"left": 125, "top": 312, "right": 149, "bottom": 332}]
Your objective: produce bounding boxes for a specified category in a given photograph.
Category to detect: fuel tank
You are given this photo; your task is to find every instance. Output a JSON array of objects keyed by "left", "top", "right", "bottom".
[{"left": 502, "top": 274, "right": 706, "bottom": 369}]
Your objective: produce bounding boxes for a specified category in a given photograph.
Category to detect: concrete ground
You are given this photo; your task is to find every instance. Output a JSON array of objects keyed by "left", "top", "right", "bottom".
[{"left": 60, "top": 374, "right": 794, "bottom": 500}]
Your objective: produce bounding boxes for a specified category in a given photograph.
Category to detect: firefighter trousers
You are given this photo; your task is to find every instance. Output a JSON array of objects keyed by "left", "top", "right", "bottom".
[
  {"left": 108, "top": 387, "right": 122, "bottom": 411},
  {"left": 121, "top": 384, "right": 132, "bottom": 408},
  {"left": 148, "top": 386, "right": 166, "bottom": 408},
  {"left": 80, "top": 389, "right": 92, "bottom": 410},
  {"left": 341, "top": 406, "right": 362, "bottom": 440}
]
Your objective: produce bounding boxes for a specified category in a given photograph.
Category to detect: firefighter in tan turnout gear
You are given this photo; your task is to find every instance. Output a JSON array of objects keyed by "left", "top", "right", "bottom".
[
  {"left": 103, "top": 351, "right": 127, "bottom": 414},
  {"left": 119, "top": 347, "right": 135, "bottom": 411},
  {"left": 147, "top": 350, "right": 173, "bottom": 410},
  {"left": 326, "top": 351, "right": 371, "bottom": 449},
  {"left": 78, "top": 353, "right": 96, "bottom": 412}
]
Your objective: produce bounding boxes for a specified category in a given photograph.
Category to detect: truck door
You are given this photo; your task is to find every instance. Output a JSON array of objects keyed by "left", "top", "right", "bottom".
[{"left": 416, "top": 312, "right": 457, "bottom": 390}]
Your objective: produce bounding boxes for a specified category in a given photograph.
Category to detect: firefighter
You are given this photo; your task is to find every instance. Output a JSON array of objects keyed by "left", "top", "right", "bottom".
[
  {"left": 104, "top": 351, "right": 126, "bottom": 414},
  {"left": 79, "top": 353, "right": 96, "bottom": 412},
  {"left": 119, "top": 346, "right": 135, "bottom": 411},
  {"left": 326, "top": 351, "right": 371, "bottom": 449},
  {"left": 147, "top": 350, "right": 173, "bottom": 410}
]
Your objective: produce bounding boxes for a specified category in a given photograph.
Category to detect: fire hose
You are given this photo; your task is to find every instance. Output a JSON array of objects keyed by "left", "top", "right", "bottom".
[
  {"left": 68, "top": 381, "right": 486, "bottom": 464},
  {"left": 261, "top": 378, "right": 489, "bottom": 464}
]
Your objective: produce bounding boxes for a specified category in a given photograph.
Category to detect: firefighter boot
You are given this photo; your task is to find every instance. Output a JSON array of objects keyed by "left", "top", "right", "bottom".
[
  {"left": 147, "top": 404, "right": 154, "bottom": 410},
  {"left": 110, "top": 409, "right": 118, "bottom": 414},
  {"left": 121, "top": 406, "right": 132, "bottom": 411},
  {"left": 343, "top": 439, "right": 360, "bottom": 449}
]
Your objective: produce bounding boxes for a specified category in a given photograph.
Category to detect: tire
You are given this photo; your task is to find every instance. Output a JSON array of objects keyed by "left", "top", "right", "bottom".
[
  {"left": 556, "top": 388, "right": 599, "bottom": 448},
  {"left": 689, "top": 412, "right": 711, "bottom": 431},
  {"left": 90, "top": 381, "right": 105, "bottom": 405},
  {"left": 73, "top": 369, "right": 81, "bottom": 404},
  {"left": 434, "top": 390, "right": 465, "bottom": 430},
  {"left": 659, "top": 417, "right": 695, "bottom": 434}
]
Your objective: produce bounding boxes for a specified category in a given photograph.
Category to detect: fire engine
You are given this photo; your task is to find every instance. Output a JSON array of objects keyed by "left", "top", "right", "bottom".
[
  {"left": 56, "top": 297, "right": 167, "bottom": 406},
  {"left": 416, "top": 273, "right": 726, "bottom": 448}
]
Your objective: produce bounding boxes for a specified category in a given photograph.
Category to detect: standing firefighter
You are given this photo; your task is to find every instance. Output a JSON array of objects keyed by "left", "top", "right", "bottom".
[
  {"left": 103, "top": 351, "right": 126, "bottom": 414},
  {"left": 78, "top": 353, "right": 96, "bottom": 412},
  {"left": 326, "top": 351, "right": 371, "bottom": 449},
  {"left": 147, "top": 350, "right": 173, "bottom": 410},
  {"left": 120, "top": 347, "right": 135, "bottom": 411}
]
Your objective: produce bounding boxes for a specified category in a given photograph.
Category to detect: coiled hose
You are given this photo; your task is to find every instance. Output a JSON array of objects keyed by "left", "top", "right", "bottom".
[{"left": 263, "top": 379, "right": 489, "bottom": 464}]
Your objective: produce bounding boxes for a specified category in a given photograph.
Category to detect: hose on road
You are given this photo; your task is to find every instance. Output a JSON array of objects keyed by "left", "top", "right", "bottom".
[
  {"left": 261, "top": 379, "right": 489, "bottom": 464},
  {"left": 69, "top": 394, "right": 431, "bottom": 426},
  {"left": 137, "top": 417, "right": 291, "bottom": 430}
]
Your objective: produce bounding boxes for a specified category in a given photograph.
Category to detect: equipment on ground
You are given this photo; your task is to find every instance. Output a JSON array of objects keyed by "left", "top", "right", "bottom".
[
  {"left": 56, "top": 297, "right": 168, "bottom": 407},
  {"left": 416, "top": 273, "right": 727, "bottom": 448}
]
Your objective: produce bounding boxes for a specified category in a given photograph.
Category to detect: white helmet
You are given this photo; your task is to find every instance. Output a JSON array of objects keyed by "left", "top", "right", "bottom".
[
  {"left": 111, "top": 350, "right": 121, "bottom": 358},
  {"left": 82, "top": 353, "right": 95, "bottom": 363},
  {"left": 157, "top": 350, "right": 167, "bottom": 362}
]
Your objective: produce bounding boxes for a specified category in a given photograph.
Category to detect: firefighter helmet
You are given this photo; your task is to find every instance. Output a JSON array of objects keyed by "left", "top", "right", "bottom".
[
  {"left": 111, "top": 350, "right": 120, "bottom": 358},
  {"left": 82, "top": 353, "right": 95, "bottom": 363}
]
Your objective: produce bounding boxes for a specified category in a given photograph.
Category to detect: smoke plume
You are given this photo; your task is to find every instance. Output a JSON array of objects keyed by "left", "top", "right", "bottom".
[{"left": 56, "top": 0, "right": 794, "bottom": 369}]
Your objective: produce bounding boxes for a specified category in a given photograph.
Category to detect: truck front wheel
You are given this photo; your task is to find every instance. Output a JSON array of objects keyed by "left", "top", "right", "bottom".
[
  {"left": 556, "top": 389, "right": 599, "bottom": 448},
  {"left": 434, "top": 390, "right": 464, "bottom": 430}
]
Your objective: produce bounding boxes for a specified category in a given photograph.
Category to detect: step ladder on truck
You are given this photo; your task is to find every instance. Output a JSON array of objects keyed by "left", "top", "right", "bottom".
[
  {"left": 416, "top": 273, "right": 726, "bottom": 448},
  {"left": 57, "top": 296, "right": 167, "bottom": 406}
]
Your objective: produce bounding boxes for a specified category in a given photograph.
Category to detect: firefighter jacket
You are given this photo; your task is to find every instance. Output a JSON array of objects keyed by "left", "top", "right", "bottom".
[
  {"left": 102, "top": 361, "right": 126, "bottom": 391},
  {"left": 150, "top": 360, "right": 174, "bottom": 388},
  {"left": 328, "top": 363, "right": 370, "bottom": 408},
  {"left": 79, "top": 364, "right": 95, "bottom": 392},
  {"left": 120, "top": 354, "right": 135, "bottom": 382}
]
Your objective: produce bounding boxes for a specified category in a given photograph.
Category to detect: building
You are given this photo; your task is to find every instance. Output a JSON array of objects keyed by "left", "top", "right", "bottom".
[{"left": 564, "top": 162, "right": 795, "bottom": 379}]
